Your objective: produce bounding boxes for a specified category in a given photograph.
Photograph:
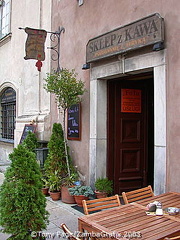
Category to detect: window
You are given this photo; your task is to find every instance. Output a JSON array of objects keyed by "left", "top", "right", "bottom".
[
  {"left": 0, "top": 0, "right": 11, "bottom": 39},
  {"left": 0, "top": 87, "right": 16, "bottom": 140}
]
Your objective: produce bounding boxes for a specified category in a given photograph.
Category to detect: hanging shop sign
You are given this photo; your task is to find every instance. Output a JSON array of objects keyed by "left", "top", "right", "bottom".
[
  {"left": 86, "top": 13, "right": 164, "bottom": 63},
  {"left": 24, "top": 27, "right": 47, "bottom": 61},
  {"left": 121, "top": 89, "right": 141, "bottom": 113}
]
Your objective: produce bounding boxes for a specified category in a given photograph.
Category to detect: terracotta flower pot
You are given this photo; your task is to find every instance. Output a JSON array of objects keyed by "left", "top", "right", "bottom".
[
  {"left": 41, "top": 187, "right": 49, "bottom": 196},
  {"left": 61, "top": 186, "right": 76, "bottom": 204},
  {"left": 74, "top": 195, "right": 89, "bottom": 207},
  {"left": 49, "top": 191, "right": 61, "bottom": 201},
  {"left": 95, "top": 191, "right": 108, "bottom": 199}
]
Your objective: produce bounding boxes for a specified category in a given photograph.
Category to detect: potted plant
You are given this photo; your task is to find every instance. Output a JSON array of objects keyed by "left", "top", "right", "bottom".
[
  {"left": 44, "top": 69, "right": 86, "bottom": 204},
  {"left": 95, "top": 177, "right": 113, "bottom": 198},
  {"left": 41, "top": 174, "right": 50, "bottom": 196},
  {"left": 44, "top": 123, "right": 66, "bottom": 201},
  {"left": 68, "top": 185, "right": 94, "bottom": 207},
  {"left": 48, "top": 170, "right": 61, "bottom": 201},
  {"left": 0, "top": 144, "right": 49, "bottom": 240},
  {"left": 61, "top": 173, "right": 79, "bottom": 204},
  {"left": 44, "top": 123, "right": 67, "bottom": 176},
  {"left": 44, "top": 122, "right": 77, "bottom": 202}
]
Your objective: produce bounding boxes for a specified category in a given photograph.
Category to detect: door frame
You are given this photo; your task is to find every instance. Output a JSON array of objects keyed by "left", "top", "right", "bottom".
[{"left": 89, "top": 50, "right": 166, "bottom": 195}]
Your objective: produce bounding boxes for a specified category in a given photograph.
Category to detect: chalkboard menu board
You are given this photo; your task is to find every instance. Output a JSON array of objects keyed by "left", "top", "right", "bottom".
[
  {"left": 67, "top": 103, "right": 81, "bottom": 140},
  {"left": 19, "top": 124, "right": 36, "bottom": 144}
]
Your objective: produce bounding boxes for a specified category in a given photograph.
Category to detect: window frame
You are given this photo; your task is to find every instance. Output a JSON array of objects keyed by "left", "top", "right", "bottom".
[
  {"left": 0, "top": 87, "right": 16, "bottom": 142},
  {"left": 0, "top": 0, "right": 11, "bottom": 40}
]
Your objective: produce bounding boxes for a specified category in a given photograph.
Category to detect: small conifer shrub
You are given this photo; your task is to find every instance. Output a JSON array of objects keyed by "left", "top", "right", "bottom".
[
  {"left": 22, "top": 131, "right": 39, "bottom": 153},
  {"left": 44, "top": 123, "right": 67, "bottom": 177},
  {"left": 0, "top": 144, "right": 49, "bottom": 240}
]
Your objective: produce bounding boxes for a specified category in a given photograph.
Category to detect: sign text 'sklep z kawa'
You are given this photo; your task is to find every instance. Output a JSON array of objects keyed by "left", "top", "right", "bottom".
[{"left": 86, "top": 13, "right": 164, "bottom": 63}]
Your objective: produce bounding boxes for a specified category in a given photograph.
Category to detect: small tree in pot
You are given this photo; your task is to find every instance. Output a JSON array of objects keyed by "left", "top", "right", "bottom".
[{"left": 44, "top": 68, "right": 86, "bottom": 178}]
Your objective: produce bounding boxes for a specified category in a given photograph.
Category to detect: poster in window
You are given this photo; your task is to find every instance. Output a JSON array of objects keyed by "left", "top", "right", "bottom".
[
  {"left": 121, "top": 89, "right": 141, "bottom": 113},
  {"left": 67, "top": 103, "right": 81, "bottom": 140}
]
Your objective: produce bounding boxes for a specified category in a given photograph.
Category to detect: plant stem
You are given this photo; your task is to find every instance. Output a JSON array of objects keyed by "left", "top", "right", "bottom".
[{"left": 63, "top": 109, "right": 71, "bottom": 177}]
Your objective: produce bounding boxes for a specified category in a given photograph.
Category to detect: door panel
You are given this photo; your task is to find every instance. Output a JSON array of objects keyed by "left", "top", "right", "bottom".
[
  {"left": 121, "top": 118, "right": 140, "bottom": 143},
  {"left": 107, "top": 74, "right": 154, "bottom": 195}
]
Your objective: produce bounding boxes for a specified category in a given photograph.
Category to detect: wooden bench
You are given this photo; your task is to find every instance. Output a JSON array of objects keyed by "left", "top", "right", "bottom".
[
  {"left": 122, "top": 185, "right": 154, "bottom": 204},
  {"left": 82, "top": 194, "right": 121, "bottom": 215}
]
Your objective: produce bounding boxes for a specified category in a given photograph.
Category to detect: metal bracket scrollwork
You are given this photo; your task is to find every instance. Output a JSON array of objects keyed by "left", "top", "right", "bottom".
[{"left": 47, "top": 26, "right": 65, "bottom": 72}]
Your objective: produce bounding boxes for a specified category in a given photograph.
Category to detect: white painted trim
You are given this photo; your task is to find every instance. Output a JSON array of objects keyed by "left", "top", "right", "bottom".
[{"left": 89, "top": 50, "right": 166, "bottom": 195}]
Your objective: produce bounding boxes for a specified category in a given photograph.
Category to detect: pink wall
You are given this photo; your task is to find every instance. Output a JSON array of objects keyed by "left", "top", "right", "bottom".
[{"left": 52, "top": 0, "right": 180, "bottom": 189}]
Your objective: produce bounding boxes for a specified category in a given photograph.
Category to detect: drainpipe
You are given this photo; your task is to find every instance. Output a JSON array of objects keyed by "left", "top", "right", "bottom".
[{"left": 38, "top": 0, "right": 43, "bottom": 114}]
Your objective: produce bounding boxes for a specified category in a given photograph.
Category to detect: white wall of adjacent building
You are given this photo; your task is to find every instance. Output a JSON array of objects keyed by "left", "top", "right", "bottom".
[{"left": 0, "top": 0, "right": 52, "bottom": 165}]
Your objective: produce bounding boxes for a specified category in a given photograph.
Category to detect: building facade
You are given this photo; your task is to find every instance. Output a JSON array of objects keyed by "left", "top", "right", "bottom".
[
  {"left": 0, "top": 0, "right": 180, "bottom": 195},
  {"left": 0, "top": 0, "right": 53, "bottom": 164},
  {"left": 51, "top": 0, "right": 180, "bottom": 195}
]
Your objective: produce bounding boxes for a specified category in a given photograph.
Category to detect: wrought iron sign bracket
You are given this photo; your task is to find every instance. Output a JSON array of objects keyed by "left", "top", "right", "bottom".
[
  {"left": 19, "top": 26, "right": 65, "bottom": 72},
  {"left": 47, "top": 26, "right": 65, "bottom": 72}
]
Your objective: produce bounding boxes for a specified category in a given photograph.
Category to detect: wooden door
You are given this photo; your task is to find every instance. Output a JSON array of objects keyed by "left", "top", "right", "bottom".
[{"left": 107, "top": 74, "right": 154, "bottom": 194}]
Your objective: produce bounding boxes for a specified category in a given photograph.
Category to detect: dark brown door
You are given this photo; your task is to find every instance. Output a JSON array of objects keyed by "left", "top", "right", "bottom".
[{"left": 107, "top": 74, "right": 154, "bottom": 194}]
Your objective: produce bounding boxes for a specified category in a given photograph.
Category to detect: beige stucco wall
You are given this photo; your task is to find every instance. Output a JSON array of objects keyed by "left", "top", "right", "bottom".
[
  {"left": 0, "top": 0, "right": 52, "bottom": 163},
  {"left": 52, "top": 0, "right": 180, "bottom": 192}
]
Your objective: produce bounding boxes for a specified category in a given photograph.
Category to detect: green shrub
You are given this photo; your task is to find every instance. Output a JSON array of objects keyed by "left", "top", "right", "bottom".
[
  {"left": 44, "top": 123, "right": 67, "bottom": 177},
  {"left": 44, "top": 123, "right": 78, "bottom": 183},
  {"left": 22, "top": 131, "right": 39, "bottom": 153},
  {"left": 0, "top": 144, "right": 49, "bottom": 240}
]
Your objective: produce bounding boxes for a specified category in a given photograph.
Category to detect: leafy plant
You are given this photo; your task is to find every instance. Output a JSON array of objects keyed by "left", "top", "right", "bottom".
[
  {"left": 68, "top": 185, "right": 94, "bottom": 197},
  {"left": 0, "top": 144, "right": 49, "bottom": 240},
  {"left": 44, "top": 68, "right": 86, "bottom": 177},
  {"left": 41, "top": 174, "right": 50, "bottom": 188},
  {"left": 95, "top": 177, "right": 113, "bottom": 195},
  {"left": 48, "top": 170, "right": 61, "bottom": 192},
  {"left": 61, "top": 172, "right": 79, "bottom": 187},
  {"left": 44, "top": 68, "right": 86, "bottom": 111}
]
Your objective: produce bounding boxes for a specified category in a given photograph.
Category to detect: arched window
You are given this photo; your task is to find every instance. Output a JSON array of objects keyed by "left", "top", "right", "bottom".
[{"left": 0, "top": 87, "right": 16, "bottom": 140}]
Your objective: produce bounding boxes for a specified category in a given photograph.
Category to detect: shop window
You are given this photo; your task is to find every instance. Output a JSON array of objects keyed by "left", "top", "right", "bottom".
[
  {"left": 0, "top": 87, "right": 16, "bottom": 140},
  {"left": 0, "top": 0, "right": 11, "bottom": 39}
]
